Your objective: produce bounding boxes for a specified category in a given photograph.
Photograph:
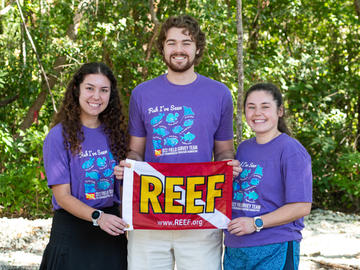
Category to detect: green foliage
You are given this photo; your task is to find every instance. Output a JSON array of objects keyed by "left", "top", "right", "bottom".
[
  {"left": 0, "top": 124, "right": 52, "bottom": 218},
  {"left": 0, "top": 0, "right": 359, "bottom": 216}
]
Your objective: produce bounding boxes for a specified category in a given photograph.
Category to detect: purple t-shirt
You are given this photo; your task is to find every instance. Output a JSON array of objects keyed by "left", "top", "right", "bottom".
[
  {"left": 224, "top": 133, "right": 313, "bottom": 248},
  {"left": 43, "top": 124, "right": 120, "bottom": 210},
  {"left": 129, "top": 74, "right": 233, "bottom": 163}
]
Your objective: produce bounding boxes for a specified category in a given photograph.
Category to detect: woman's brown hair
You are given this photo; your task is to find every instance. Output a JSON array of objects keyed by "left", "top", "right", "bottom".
[{"left": 52, "top": 62, "right": 127, "bottom": 161}]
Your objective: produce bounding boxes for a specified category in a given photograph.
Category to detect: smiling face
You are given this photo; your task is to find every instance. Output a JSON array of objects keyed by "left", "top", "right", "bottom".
[
  {"left": 163, "top": 27, "right": 199, "bottom": 73},
  {"left": 79, "top": 73, "right": 111, "bottom": 127},
  {"left": 245, "top": 90, "right": 283, "bottom": 142}
]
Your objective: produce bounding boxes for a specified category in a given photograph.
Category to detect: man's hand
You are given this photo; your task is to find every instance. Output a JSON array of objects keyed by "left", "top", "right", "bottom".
[{"left": 114, "top": 160, "right": 132, "bottom": 180}]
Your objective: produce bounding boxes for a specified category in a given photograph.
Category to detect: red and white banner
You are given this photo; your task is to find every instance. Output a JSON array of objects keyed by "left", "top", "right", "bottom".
[{"left": 122, "top": 159, "right": 233, "bottom": 230}]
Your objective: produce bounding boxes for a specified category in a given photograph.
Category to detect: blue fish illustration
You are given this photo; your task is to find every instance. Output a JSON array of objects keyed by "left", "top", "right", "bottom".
[
  {"left": 183, "top": 119, "right": 194, "bottom": 127},
  {"left": 250, "top": 178, "right": 260, "bottom": 186},
  {"left": 164, "top": 137, "right": 179, "bottom": 147},
  {"left": 241, "top": 181, "right": 250, "bottom": 189},
  {"left": 183, "top": 106, "right": 194, "bottom": 116},
  {"left": 150, "top": 113, "right": 165, "bottom": 125},
  {"left": 172, "top": 125, "right": 183, "bottom": 134},
  {"left": 234, "top": 192, "right": 243, "bottom": 202},
  {"left": 97, "top": 180, "right": 110, "bottom": 190},
  {"left": 82, "top": 158, "right": 95, "bottom": 170},
  {"left": 166, "top": 113, "right": 179, "bottom": 123},
  {"left": 240, "top": 169, "right": 251, "bottom": 179},
  {"left": 245, "top": 190, "right": 259, "bottom": 201},
  {"left": 255, "top": 165, "right": 263, "bottom": 176},
  {"left": 97, "top": 157, "right": 107, "bottom": 167},
  {"left": 111, "top": 163, "right": 116, "bottom": 169},
  {"left": 153, "top": 139, "right": 162, "bottom": 150},
  {"left": 103, "top": 168, "right": 113, "bottom": 177},
  {"left": 86, "top": 171, "right": 100, "bottom": 180},
  {"left": 153, "top": 127, "right": 169, "bottom": 137},
  {"left": 108, "top": 151, "right": 114, "bottom": 161},
  {"left": 84, "top": 183, "right": 96, "bottom": 193},
  {"left": 181, "top": 132, "right": 195, "bottom": 142},
  {"left": 233, "top": 181, "right": 240, "bottom": 192}
]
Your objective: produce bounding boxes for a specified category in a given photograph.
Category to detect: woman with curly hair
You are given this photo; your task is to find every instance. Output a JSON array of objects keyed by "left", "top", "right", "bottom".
[{"left": 40, "top": 62, "right": 128, "bottom": 270}]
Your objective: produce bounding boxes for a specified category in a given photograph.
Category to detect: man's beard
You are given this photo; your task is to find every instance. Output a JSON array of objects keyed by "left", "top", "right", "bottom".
[{"left": 164, "top": 53, "right": 195, "bottom": 73}]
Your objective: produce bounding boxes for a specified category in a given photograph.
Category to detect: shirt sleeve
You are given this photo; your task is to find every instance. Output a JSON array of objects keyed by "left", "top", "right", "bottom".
[
  {"left": 43, "top": 126, "right": 71, "bottom": 187},
  {"left": 214, "top": 86, "right": 234, "bottom": 141},
  {"left": 282, "top": 148, "right": 313, "bottom": 203},
  {"left": 128, "top": 89, "right": 146, "bottom": 137}
]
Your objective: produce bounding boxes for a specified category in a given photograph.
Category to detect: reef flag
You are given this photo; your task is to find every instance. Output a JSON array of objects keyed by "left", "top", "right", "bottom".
[{"left": 122, "top": 159, "right": 233, "bottom": 230}]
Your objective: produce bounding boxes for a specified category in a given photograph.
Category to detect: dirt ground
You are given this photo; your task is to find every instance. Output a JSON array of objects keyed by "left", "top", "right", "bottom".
[{"left": 0, "top": 208, "right": 359, "bottom": 269}]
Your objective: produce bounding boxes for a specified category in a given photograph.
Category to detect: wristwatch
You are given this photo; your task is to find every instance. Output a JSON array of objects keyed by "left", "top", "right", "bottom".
[
  {"left": 91, "top": 210, "right": 103, "bottom": 226},
  {"left": 253, "top": 216, "right": 263, "bottom": 232}
]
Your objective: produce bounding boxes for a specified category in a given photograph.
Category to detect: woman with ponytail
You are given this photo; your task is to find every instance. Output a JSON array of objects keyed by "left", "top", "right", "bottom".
[{"left": 224, "top": 83, "right": 313, "bottom": 270}]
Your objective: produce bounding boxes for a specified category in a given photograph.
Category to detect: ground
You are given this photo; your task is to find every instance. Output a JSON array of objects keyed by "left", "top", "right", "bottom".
[{"left": 0, "top": 209, "right": 359, "bottom": 269}]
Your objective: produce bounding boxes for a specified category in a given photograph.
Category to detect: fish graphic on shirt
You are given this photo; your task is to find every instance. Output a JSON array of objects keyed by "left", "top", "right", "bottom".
[
  {"left": 183, "top": 106, "right": 194, "bottom": 116},
  {"left": 166, "top": 113, "right": 179, "bottom": 123},
  {"left": 82, "top": 158, "right": 95, "bottom": 170},
  {"left": 164, "top": 137, "right": 179, "bottom": 147},
  {"left": 181, "top": 132, "right": 195, "bottom": 142},
  {"left": 241, "top": 181, "right": 250, "bottom": 189},
  {"left": 153, "top": 127, "right": 169, "bottom": 137},
  {"left": 151, "top": 113, "right": 165, "bottom": 125},
  {"left": 250, "top": 178, "right": 260, "bottom": 186},
  {"left": 103, "top": 168, "right": 113, "bottom": 177},
  {"left": 183, "top": 119, "right": 194, "bottom": 127},
  {"left": 172, "top": 125, "right": 183, "bottom": 134},
  {"left": 86, "top": 171, "right": 100, "bottom": 180},
  {"left": 97, "top": 157, "right": 107, "bottom": 168},
  {"left": 244, "top": 190, "right": 259, "bottom": 201},
  {"left": 254, "top": 165, "right": 263, "bottom": 176},
  {"left": 153, "top": 139, "right": 162, "bottom": 150},
  {"left": 97, "top": 180, "right": 110, "bottom": 190},
  {"left": 240, "top": 169, "right": 251, "bottom": 179}
]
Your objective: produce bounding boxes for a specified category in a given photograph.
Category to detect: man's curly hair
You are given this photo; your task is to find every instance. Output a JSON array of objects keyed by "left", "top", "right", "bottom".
[
  {"left": 156, "top": 14, "right": 206, "bottom": 66},
  {"left": 52, "top": 62, "right": 127, "bottom": 162}
]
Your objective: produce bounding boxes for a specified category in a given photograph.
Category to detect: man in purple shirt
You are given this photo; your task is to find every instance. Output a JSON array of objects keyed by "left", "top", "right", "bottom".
[{"left": 115, "top": 15, "right": 240, "bottom": 270}]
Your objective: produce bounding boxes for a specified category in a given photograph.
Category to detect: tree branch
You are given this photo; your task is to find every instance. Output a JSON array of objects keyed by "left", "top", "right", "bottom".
[
  {"left": 15, "top": 0, "right": 57, "bottom": 113},
  {"left": 142, "top": 0, "right": 160, "bottom": 78},
  {"left": 236, "top": 0, "right": 244, "bottom": 146},
  {"left": 0, "top": 94, "right": 19, "bottom": 107},
  {"left": 17, "top": 0, "right": 90, "bottom": 132},
  {"left": 354, "top": 0, "right": 360, "bottom": 18}
]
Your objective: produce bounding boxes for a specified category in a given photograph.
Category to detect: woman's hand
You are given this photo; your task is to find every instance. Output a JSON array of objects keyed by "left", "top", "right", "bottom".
[
  {"left": 227, "top": 217, "right": 255, "bottom": 236},
  {"left": 97, "top": 213, "right": 128, "bottom": 236},
  {"left": 226, "top": 159, "right": 242, "bottom": 178}
]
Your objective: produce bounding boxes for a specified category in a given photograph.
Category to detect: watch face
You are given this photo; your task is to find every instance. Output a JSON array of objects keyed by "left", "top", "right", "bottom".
[
  {"left": 255, "top": 218, "right": 263, "bottom": 227},
  {"left": 92, "top": 210, "right": 100, "bottom": 219}
]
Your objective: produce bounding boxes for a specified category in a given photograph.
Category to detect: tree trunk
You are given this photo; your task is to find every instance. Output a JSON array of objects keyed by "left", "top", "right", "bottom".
[
  {"left": 355, "top": 0, "right": 360, "bottom": 152},
  {"left": 236, "top": 0, "right": 244, "bottom": 147},
  {"left": 18, "top": 1, "right": 89, "bottom": 132},
  {"left": 142, "top": 0, "right": 160, "bottom": 79},
  {"left": 355, "top": 0, "right": 360, "bottom": 17}
]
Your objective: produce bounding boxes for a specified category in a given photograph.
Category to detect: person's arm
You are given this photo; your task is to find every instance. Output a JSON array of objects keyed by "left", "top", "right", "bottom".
[
  {"left": 114, "top": 135, "right": 146, "bottom": 179},
  {"left": 214, "top": 139, "right": 241, "bottom": 178},
  {"left": 227, "top": 202, "right": 312, "bottom": 236},
  {"left": 52, "top": 184, "right": 127, "bottom": 236}
]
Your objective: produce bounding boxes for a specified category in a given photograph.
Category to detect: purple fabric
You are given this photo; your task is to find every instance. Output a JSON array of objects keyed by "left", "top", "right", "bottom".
[
  {"left": 224, "top": 134, "right": 313, "bottom": 248},
  {"left": 129, "top": 73, "right": 233, "bottom": 163},
  {"left": 43, "top": 124, "right": 120, "bottom": 210}
]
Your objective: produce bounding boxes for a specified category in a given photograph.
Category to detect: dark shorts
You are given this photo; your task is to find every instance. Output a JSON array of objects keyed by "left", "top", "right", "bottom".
[
  {"left": 40, "top": 205, "right": 127, "bottom": 270},
  {"left": 224, "top": 240, "right": 300, "bottom": 270}
]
